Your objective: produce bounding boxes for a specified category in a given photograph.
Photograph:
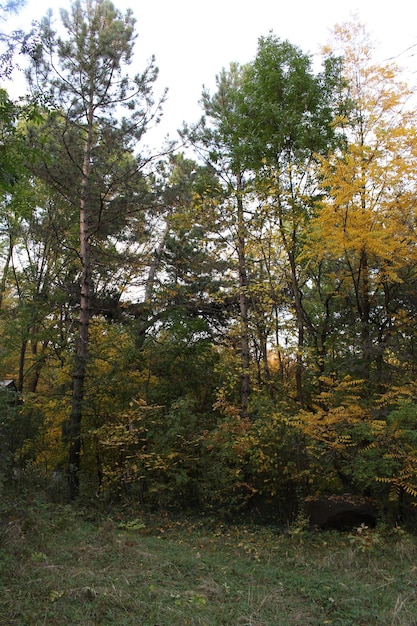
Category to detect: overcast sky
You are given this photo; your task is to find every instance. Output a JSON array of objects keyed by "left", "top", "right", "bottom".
[{"left": 5, "top": 0, "right": 417, "bottom": 149}]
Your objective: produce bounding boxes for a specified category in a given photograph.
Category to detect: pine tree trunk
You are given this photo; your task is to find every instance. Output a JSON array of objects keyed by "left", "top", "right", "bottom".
[
  {"left": 0, "top": 238, "right": 12, "bottom": 310},
  {"left": 68, "top": 105, "right": 93, "bottom": 500}
]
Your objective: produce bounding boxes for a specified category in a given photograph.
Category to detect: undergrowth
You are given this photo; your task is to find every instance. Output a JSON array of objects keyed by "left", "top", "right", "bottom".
[{"left": 1, "top": 497, "right": 417, "bottom": 625}]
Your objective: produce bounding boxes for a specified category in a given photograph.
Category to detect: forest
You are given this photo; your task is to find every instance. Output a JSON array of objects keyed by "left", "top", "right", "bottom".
[{"left": 1, "top": 0, "right": 417, "bottom": 527}]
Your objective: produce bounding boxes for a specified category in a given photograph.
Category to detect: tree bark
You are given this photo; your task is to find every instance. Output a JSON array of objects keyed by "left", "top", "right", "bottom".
[
  {"left": 236, "top": 173, "right": 250, "bottom": 418},
  {"left": 277, "top": 194, "right": 305, "bottom": 407},
  {"left": 68, "top": 103, "right": 93, "bottom": 500},
  {"left": 0, "top": 235, "right": 12, "bottom": 310}
]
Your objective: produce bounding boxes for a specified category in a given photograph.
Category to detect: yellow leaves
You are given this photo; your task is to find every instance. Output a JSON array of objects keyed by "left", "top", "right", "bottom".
[
  {"left": 294, "top": 376, "right": 374, "bottom": 465},
  {"left": 307, "top": 20, "right": 417, "bottom": 290},
  {"left": 328, "top": 19, "right": 412, "bottom": 114},
  {"left": 330, "top": 114, "right": 350, "bottom": 128},
  {"left": 374, "top": 384, "right": 416, "bottom": 410},
  {"left": 377, "top": 456, "right": 417, "bottom": 500},
  {"left": 369, "top": 420, "right": 386, "bottom": 435},
  {"left": 314, "top": 147, "right": 414, "bottom": 262}
]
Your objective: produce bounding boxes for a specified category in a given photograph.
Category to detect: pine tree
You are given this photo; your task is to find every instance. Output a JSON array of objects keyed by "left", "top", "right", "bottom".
[{"left": 26, "top": 0, "right": 164, "bottom": 498}]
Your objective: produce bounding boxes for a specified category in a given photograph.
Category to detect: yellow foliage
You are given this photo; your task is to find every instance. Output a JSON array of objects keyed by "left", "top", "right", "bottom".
[{"left": 306, "top": 19, "right": 417, "bottom": 290}]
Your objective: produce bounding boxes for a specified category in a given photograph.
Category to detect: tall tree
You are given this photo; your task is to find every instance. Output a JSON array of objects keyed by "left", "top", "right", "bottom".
[
  {"left": 26, "top": 0, "right": 164, "bottom": 498},
  {"left": 305, "top": 21, "right": 417, "bottom": 388},
  {"left": 235, "top": 35, "right": 344, "bottom": 406},
  {"left": 183, "top": 63, "right": 253, "bottom": 417},
  {"left": 185, "top": 36, "right": 343, "bottom": 409}
]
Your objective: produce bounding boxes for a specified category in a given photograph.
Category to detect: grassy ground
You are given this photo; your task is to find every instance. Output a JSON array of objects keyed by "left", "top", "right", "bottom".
[{"left": 1, "top": 499, "right": 417, "bottom": 625}]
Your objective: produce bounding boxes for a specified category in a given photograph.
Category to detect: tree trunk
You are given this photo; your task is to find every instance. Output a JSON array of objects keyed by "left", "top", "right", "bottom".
[
  {"left": 359, "top": 249, "right": 371, "bottom": 379},
  {"left": 277, "top": 194, "right": 305, "bottom": 407},
  {"left": 236, "top": 173, "right": 250, "bottom": 418},
  {"left": 0, "top": 236, "right": 12, "bottom": 310},
  {"left": 68, "top": 104, "right": 93, "bottom": 500},
  {"left": 27, "top": 339, "right": 49, "bottom": 393},
  {"left": 288, "top": 249, "right": 305, "bottom": 407},
  {"left": 136, "top": 218, "right": 171, "bottom": 350},
  {"left": 17, "top": 336, "right": 27, "bottom": 393}
]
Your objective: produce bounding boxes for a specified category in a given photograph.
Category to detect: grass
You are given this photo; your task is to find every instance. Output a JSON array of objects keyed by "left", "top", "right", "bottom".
[{"left": 1, "top": 498, "right": 417, "bottom": 625}]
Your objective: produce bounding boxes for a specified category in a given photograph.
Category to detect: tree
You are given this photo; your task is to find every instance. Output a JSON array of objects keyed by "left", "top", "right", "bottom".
[
  {"left": 306, "top": 21, "right": 417, "bottom": 388},
  {"left": 125, "top": 153, "right": 230, "bottom": 352},
  {"left": 185, "top": 36, "right": 344, "bottom": 410},
  {"left": 289, "top": 22, "right": 417, "bottom": 513},
  {"left": 235, "top": 35, "right": 344, "bottom": 406},
  {"left": 182, "top": 63, "right": 254, "bottom": 417},
  {"left": 26, "top": 0, "right": 164, "bottom": 498},
  {"left": 0, "top": 1, "right": 35, "bottom": 78}
]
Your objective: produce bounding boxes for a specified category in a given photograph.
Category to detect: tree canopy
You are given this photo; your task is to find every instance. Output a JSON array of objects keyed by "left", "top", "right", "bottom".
[{"left": 1, "top": 5, "right": 417, "bottom": 524}]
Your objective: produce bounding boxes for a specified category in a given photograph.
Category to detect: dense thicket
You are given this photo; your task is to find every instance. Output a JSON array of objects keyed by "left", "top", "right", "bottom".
[{"left": 1, "top": 2, "right": 417, "bottom": 524}]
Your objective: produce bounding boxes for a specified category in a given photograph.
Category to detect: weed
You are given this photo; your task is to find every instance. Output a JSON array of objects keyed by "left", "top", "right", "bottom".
[
  {"left": 347, "top": 523, "right": 382, "bottom": 552},
  {"left": 117, "top": 518, "right": 146, "bottom": 532}
]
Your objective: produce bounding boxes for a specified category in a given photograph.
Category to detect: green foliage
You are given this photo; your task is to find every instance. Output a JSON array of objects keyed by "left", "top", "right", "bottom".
[
  {"left": 0, "top": 386, "right": 41, "bottom": 488},
  {"left": 0, "top": 1, "right": 33, "bottom": 78},
  {"left": 235, "top": 35, "right": 343, "bottom": 168},
  {"left": 348, "top": 523, "right": 382, "bottom": 553},
  {"left": 2, "top": 13, "right": 417, "bottom": 524},
  {"left": 374, "top": 399, "right": 417, "bottom": 508},
  {"left": 0, "top": 391, "right": 20, "bottom": 482},
  {"left": 91, "top": 391, "right": 213, "bottom": 507}
]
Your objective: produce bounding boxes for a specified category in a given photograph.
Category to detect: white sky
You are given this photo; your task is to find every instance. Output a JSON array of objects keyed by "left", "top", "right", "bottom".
[{"left": 4, "top": 0, "right": 417, "bottom": 149}]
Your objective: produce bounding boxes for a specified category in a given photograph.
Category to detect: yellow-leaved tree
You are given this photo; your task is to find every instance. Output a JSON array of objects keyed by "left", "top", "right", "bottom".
[
  {"left": 307, "top": 20, "right": 417, "bottom": 387},
  {"left": 296, "top": 20, "right": 417, "bottom": 510}
]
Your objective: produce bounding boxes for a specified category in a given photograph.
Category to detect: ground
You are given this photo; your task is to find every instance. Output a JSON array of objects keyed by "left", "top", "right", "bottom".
[{"left": 1, "top": 499, "right": 417, "bottom": 625}]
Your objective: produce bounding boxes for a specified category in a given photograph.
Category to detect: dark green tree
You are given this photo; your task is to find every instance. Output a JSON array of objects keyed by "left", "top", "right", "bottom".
[{"left": 25, "top": 0, "right": 164, "bottom": 498}]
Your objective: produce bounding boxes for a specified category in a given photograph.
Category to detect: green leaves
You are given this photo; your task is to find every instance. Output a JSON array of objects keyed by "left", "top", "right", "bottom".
[{"left": 231, "top": 35, "right": 341, "bottom": 170}]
